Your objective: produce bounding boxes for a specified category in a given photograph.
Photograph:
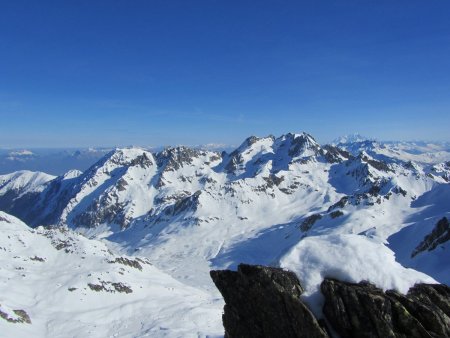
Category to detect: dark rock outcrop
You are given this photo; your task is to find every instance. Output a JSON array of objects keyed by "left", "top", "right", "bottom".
[
  {"left": 412, "top": 217, "right": 450, "bottom": 258},
  {"left": 210, "top": 264, "right": 329, "bottom": 338},
  {"left": 321, "top": 145, "right": 352, "bottom": 163},
  {"left": 0, "top": 304, "right": 31, "bottom": 324},
  {"left": 288, "top": 133, "right": 321, "bottom": 159},
  {"left": 361, "top": 154, "right": 393, "bottom": 173},
  {"left": 321, "top": 278, "right": 450, "bottom": 338},
  {"left": 155, "top": 146, "right": 203, "bottom": 172},
  {"left": 211, "top": 264, "right": 450, "bottom": 338},
  {"left": 300, "top": 213, "right": 322, "bottom": 232}
]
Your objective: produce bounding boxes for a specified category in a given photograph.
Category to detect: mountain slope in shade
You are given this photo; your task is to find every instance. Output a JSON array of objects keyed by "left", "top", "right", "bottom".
[{"left": 0, "top": 211, "right": 223, "bottom": 338}]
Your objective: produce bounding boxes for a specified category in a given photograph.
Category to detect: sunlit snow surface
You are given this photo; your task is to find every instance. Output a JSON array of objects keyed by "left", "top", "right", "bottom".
[
  {"left": 280, "top": 234, "right": 436, "bottom": 316},
  {"left": 0, "top": 134, "right": 449, "bottom": 337},
  {"left": 0, "top": 212, "right": 223, "bottom": 338}
]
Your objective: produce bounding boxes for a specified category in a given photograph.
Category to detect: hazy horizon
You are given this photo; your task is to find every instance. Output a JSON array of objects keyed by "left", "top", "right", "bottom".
[{"left": 1, "top": 131, "right": 450, "bottom": 151}]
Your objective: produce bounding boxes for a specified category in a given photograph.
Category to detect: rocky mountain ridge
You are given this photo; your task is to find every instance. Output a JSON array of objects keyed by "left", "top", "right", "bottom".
[{"left": 2, "top": 132, "right": 448, "bottom": 232}]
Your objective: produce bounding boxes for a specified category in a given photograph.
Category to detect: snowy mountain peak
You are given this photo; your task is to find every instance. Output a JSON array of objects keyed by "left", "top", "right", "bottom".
[
  {"left": 156, "top": 146, "right": 214, "bottom": 172},
  {"left": 221, "top": 132, "right": 324, "bottom": 176},
  {"left": 333, "top": 133, "right": 373, "bottom": 145},
  {"left": 105, "top": 148, "right": 154, "bottom": 168},
  {"left": 0, "top": 171, "right": 55, "bottom": 196},
  {"left": 232, "top": 135, "right": 275, "bottom": 154},
  {"left": 221, "top": 135, "right": 275, "bottom": 175},
  {"left": 62, "top": 169, "right": 83, "bottom": 180},
  {"left": 283, "top": 132, "right": 321, "bottom": 159}
]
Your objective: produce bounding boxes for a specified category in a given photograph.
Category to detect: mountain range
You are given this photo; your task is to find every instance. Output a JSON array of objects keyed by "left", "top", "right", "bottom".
[{"left": 0, "top": 132, "right": 449, "bottom": 337}]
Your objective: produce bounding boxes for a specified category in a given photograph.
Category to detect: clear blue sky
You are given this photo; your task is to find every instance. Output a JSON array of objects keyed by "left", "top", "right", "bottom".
[{"left": 1, "top": 1, "right": 449, "bottom": 147}]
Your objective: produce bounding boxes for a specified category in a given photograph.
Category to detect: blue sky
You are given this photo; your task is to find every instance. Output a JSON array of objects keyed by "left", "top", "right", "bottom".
[{"left": 1, "top": 1, "right": 449, "bottom": 147}]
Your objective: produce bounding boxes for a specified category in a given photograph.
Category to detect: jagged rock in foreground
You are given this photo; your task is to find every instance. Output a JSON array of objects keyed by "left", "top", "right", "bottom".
[
  {"left": 211, "top": 264, "right": 450, "bottom": 338},
  {"left": 321, "top": 279, "right": 450, "bottom": 338},
  {"left": 210, "top": 264, "right": 329, "bottom": 338}
]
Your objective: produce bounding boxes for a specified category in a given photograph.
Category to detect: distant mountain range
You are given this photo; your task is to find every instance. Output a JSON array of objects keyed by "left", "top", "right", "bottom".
[
  {"left": 0, "top": 144, "right": 239, "bottom": 176},
  {"left": 1, "top": 132, "right": 449, "bottom": 337},
  {"left": 2, "top": 135, "right": 449, "bottom": 175}
]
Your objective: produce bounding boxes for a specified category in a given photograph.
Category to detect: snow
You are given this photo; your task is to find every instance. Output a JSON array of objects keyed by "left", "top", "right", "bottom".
[
  {"left": 62, "top": 169, "right": 83, "bottom": 179},
  {"left": 332, "top": 133, "right": 373, "bottom": 145},
  {"left": 280, "top": 233, "right": 436, "bottom": 316},
  {"left": 389, "top": 219, "right": 450, "bottom": 285},
  {"left": 388, "top": 183, "right": 450, "bottom": 284},
  {"left": 0, "top": 132, "right": 449, "bottom": 337},
  {"left": 0, "top": 170, "right": 55, "bottom": 196},
  {"left": 0, "top": 211, "right": 223, "bottom": 338},
  {"left": 337, "top": 138, "right": 450, "bottom": 164}
]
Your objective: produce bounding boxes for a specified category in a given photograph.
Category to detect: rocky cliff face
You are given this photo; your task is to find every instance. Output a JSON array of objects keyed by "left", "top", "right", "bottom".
[
  {"left": 211, "top": 264, "right": 450, "bottom": 338},
  {"left": 412, "top": 217, "right": 450, "bottom": 258},
  {"left": 321, "top": 279, "right": 450, "bottom": 338},
  {"left": 210, "top": 264, "right": 329, "bottom": 338}
]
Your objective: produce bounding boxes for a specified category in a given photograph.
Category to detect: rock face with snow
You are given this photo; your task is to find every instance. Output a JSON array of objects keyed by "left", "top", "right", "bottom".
[
  {"left": 412, "top": 217, "right": 450, "bottom": 258},
  {"left": 210, "top": 264, "right": 329, "bottom": 338},
  {"left": 211, "top": 264, "right": 450, "bottom": 338}
]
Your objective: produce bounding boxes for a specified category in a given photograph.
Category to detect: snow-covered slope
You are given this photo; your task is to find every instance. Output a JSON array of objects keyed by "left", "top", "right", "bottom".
[
  {"left": 0, "top": 211, "right": 222, "bottom": 337},
  {"left": 0, "top": 170, "right": 55, "bottom": 195},
  {"left": 0, "top": 132, "right": 449, "bottom": 336}
]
